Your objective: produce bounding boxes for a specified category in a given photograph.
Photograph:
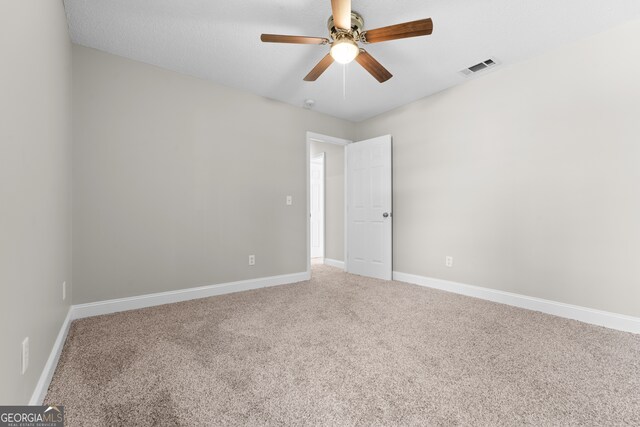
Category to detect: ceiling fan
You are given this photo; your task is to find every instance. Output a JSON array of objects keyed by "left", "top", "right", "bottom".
[{"left": 260, "top": 0, "right": 433, "bottom": 83}]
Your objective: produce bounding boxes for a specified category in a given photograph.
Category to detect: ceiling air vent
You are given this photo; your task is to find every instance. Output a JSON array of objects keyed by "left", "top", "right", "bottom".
[{"left": 459, "top": 58, "right": 499, "bottom": 77}]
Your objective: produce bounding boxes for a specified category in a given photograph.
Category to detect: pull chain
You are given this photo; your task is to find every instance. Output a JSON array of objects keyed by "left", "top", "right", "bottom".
[{"left": 343, "top": 64, "right": 347, "bottom": 100}]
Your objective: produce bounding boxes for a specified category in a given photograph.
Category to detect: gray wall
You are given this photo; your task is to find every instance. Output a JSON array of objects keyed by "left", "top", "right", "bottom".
[
  {"left": 73, "top": 18, "right": 640, "bottom": 317},
  {"left": 0, "top": 1, "right": 72, "bottom": 404},
  {"left": 72, "top": 45, "right": 354, "bottom": 304},
  {"left": 356, "top": 19, "right": 640, "bottom": 317},
  {"left": 310, "top": 142, "right": 345, "bottom": 262}
]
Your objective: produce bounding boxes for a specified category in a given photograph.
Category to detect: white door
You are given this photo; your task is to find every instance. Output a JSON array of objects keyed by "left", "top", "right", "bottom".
[
  {"left": 310, "top": 154, "right": 325, "bottom": 259},
  {"left": 346, "top": 135, "right": 392, "bottom": 280}
]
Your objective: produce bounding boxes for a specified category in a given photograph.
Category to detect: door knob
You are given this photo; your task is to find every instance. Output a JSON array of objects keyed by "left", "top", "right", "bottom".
[{"left": 383, "top": 212, "right": 390, "bottom": 218}]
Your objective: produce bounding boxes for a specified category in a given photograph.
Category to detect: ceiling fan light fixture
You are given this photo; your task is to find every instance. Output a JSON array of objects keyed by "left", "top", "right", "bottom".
[{"left": 330, "top": 38, "right": 359, "bottom": 64}]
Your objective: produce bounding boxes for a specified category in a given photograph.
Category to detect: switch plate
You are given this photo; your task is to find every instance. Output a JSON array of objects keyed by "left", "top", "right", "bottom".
[
  {"left": 62, "top": 281, "right": 66, "bottom": 301},
  {"left": 21, "top": 337, "right": 29, "bottom": 375},
  {"left": 286, "top": 196, "right": 292, "bottom": 205},
  {"left": 446, "top": 256, "right": 453, "bottom": 267},
  {"left": 249, "top": 255, "right": 255, "bottom": 266}
]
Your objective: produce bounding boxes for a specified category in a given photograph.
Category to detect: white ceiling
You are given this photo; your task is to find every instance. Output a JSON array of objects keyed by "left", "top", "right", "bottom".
[{"left": 64, "top": 0, "right": 640, "bottom": 122}]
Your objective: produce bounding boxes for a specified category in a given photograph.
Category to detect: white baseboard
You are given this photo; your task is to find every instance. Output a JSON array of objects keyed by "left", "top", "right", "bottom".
[
  {"left": 34, "top": 269, "right": 637, "bottom": 405},
  {"left": 71, "top": 271, "right": 308, "bottom": 320},
  {"left": 31, "top": 271, "right": 309, "bottom": 403},
  {"left": 324, "top": 258, "right": 345, "bottom": 270},
  {"left": 30, "top": 307, "right": 73, "bottom": 405},
  {"left": 393, "top": 271, "right": 640, "bottom": 334}
]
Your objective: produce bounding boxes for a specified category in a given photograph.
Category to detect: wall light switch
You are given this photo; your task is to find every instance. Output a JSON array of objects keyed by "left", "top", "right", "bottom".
[{"left": 286, "top": 196, "right": 292, "bottom": 205}]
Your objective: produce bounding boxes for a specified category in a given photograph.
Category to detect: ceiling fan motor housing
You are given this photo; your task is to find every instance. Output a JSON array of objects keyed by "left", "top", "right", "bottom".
[{"left": 327, "top": 11, "right": 364, "bottom": 41}]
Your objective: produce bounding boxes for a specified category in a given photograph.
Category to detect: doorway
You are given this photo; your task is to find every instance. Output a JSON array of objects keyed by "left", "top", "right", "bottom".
[
  {"left": 305, "top": 132, "right": 393, "bottom": 280},
  {"left": 305, "top": 132, "right": 351, "bottom": 277}
]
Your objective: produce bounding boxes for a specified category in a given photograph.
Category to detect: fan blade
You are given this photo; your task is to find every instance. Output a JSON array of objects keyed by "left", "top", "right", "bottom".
[
  {"left": 304, "top": 54, "right": 335, "bottom": 81},
  {"left": 261, "top": 34, "right": 329, "bottom": 45},
  {"left": 363, "top": 18, "right": 433, "bottom": 44},
  {"left": 355, "top": 50, "right": 392, "bottom": 83},
  {"left": 331, "top": 0, "right": 352, "bottom": 30}
]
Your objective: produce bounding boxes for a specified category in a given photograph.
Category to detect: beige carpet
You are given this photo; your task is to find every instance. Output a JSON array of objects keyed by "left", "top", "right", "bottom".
[{"left": 46, "top": 264, "right": 640, "bottom": 426}]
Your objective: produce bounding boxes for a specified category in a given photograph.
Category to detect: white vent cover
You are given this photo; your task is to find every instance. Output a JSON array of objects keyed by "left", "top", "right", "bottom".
[{"left": 460, "top": 58, "right": 500, "bottom": 77}]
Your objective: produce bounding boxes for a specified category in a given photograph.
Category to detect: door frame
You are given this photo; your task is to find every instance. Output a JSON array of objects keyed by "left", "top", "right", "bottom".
[
  {"left": 310, "top": 152, "right": 325, "bottom": 260},
  {"left": 305, "top": 132, "right": 352, "bottom": 278}
]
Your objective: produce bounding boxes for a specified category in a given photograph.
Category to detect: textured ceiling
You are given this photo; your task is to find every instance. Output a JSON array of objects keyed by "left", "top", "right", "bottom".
[{"left": 64, "top": 0, "right": 640, "bottom": 122}]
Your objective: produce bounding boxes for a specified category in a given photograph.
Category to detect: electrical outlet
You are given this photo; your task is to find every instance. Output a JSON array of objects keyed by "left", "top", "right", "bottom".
[
  {"left": 62, "top": 281, "right": 66, "bottom": 301},
  {"left": 249, "top": 255, "right": 255, "bottom": 266},
  {"left": 446, "top": 256, "right": 453, "bottom": 268},
  {"left": 21, "top": 337, "right": 29, "bottom": 375},
  {"left": 286, "top": 196, "right": 292, "bottom": 205}
]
